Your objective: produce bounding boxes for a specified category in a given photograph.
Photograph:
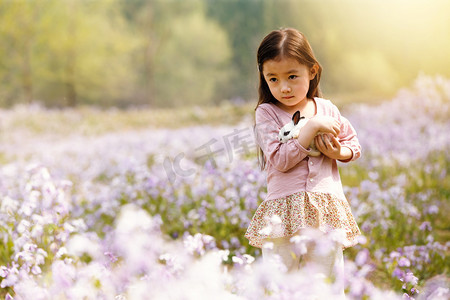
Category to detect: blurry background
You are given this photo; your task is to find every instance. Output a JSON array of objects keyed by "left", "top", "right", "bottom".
[
  {"left": 0, "top": 0, "right": 449, "bottom": 108},
  {"left": 0, "top": 2, "right": 449, "bottom": 297}
]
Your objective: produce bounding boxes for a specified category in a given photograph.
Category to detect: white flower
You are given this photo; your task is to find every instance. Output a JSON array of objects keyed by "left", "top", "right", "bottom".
[
  {"left": 17, "top": 220, "right": 31, "bottom": 234},
  {"left": 55, "top": 247, "right": 68, "bottom": 258},
  {"left": 66, "top": 234, "right": 101, "bottom": 260},
  {"left": 232, "top": 256, "right": 244, "bottom": 266},
  {"left": 262, "top": 241, "right": 274, "bottom": 250},
  {"left": 243, "top": 254, "right": 255, "bottom": 264},
  {"left": 218, "top": 249, "right": 230, "bottom": 262}
]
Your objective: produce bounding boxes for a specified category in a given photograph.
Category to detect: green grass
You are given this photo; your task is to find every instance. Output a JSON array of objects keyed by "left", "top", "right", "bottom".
[{"left": 1, "top": 103, "right": 254, "bottom": 138}]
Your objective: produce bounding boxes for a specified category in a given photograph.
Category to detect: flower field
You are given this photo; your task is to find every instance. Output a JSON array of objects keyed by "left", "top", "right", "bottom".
[{"left": 0, "top": 76, "right": 449, "bottom": 299}]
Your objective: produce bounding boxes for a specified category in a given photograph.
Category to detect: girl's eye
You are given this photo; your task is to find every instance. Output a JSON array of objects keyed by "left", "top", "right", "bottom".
[
  {"left": 269, "top": 78, "right": 277, "bottom": 82},
  {"left": 289, "top": 75, "right": 298, "bottom": 79}
]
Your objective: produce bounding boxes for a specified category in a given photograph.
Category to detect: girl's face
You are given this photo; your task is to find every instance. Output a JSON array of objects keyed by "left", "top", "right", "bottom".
[{"left": 262, "top": 57, "right": 317, "bottom": 109}]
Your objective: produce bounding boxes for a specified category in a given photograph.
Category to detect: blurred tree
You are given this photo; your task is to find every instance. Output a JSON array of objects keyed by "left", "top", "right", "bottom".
[
  {"left": 36, "top": 0, "right": 139, "bottom": 107},
  {"left": 153, "top": 11, "right": 231, "bottom": 106},
  {"left": 0, "top": 0, "right": 138, "bottom": 107},
  {"left": 0, "top": 0, "right": 449, "bottom": 108},
  {"left": 205, "top": 0, "right": 265, "bottom": 103},
  {"left": 119, "top": 0, "right": 165, "bottom": 106},
  {"left": 0, "top": 0, "right": 45, "bottom": 105},
  {"left": 205, "top": 0, "right": 326, "bottom": 103},
  {"left": 120, "top": 0, "right": 231, "bottom": 107}
]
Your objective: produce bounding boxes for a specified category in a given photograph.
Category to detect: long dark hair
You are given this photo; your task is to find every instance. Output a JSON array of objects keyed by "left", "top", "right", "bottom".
[{"left": 255, "top": 28, "right": 323, "bottom": 170}]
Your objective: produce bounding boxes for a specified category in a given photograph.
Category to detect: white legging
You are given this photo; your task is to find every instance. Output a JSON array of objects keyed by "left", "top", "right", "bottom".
[{"left": 261, "top": 232, "right": 345, "bottom": 298}]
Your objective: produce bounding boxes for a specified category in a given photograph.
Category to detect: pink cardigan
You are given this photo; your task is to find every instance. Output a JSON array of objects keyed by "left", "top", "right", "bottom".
[{"left": 255, "top": 98, "right": 361, "bottom": 201}]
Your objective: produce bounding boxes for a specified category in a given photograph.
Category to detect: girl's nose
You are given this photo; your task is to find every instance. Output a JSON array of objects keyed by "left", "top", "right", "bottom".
[{"left": 281, "top": 83, "right": 291, "bottom": 93}]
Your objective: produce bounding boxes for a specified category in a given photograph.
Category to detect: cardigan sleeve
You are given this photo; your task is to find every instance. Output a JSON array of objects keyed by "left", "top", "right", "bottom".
[
  {"left": 336, "top": 112, "right": 361, "bottom": 163},
  {"left": 254, "top": 106, "right": 310, "bottom": 172}
]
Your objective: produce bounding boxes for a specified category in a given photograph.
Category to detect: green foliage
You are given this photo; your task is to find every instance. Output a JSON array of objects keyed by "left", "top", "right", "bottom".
[
  {"left": 0, "top": 102, "right": 253, "bottom": 140},
  {"left": 0, "top": 93, "right": 448, "bottom": 296},
  {"left": 152, "top": 7, "right": 231, "bottom": 106},
  {"left": 0, "top": 0, "right": 138, "bottom": 107},
  {"left": 1, "top": 0, "right": 450, "bottom": 107},
  {"left": 205, "top": 0, "right": 265, "bottom": 101}
]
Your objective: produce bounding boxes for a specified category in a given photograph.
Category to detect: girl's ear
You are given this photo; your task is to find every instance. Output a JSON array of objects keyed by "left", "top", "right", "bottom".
[
  {"left": 292, "top": 111, "right": 301, "bottom": 125},
  {"left": 309, "top": 64, "right": 319, "bottom": 80}
]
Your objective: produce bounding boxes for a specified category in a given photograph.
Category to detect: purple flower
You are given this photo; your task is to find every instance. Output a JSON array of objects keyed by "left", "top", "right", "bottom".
[
  {"left": 427, "top": 205, "right": 439, "bottom": 215},
  {"left": 390, "top": 251, "right": 401, "bottom": 259},
  {"left": 0, "top": 75, "right": 447, "bottom": 299},
  {"left": 403, "top": 272, "right": 419, "bottom": 285},
  {"left": 419, "top": 221, "right": 432, "bottom": 231},
  {"left": 31, "top": 265, "right": 42, "bottom": 275},
  {"left": 0, "top": 266, "right": 9, "bottom": 278},
  {"left": 398, "top": 257, "right": 411, "bottom": 267},
  {"left": 230, "top": 237, "right": 240, "bottom": 248},
  {"left": 104, "top": 251, "right": 118, "bottom": 263},
  {"left": 355, "top": 248, "right": 370, "bottom": 266},
  {"left": 51, "top": 260, "right": 75, "bottom": 289},
  {"left": 1, "top": 273, "right": 18, "bottom": 288},
  {"left": 183, "top": 233, "right": 215, "bottom": 256},
  {"left": 392, "top": 267, "right": 404, "bottom": 279}
]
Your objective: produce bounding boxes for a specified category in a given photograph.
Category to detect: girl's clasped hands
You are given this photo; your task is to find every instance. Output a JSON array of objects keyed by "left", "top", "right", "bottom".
[{"left": 307, "top": 116, "right": 349, "bottom": 161}]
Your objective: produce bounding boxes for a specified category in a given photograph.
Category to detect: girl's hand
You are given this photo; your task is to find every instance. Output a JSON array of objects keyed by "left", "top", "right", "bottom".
[
  {"left": 310, "top": 116, "right": 341, "bottom": 137},
  {"left": 315, "top": 134, "right": 352, "bottom": 160}
]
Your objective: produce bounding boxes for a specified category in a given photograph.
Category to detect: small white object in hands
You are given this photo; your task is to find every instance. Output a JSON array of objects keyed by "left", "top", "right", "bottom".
[{"left": 278, "top": 110, "right": 322, "bottom": 156}]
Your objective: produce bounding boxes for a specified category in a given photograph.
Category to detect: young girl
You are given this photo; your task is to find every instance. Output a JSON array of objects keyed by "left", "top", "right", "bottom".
[{"left": 245, "top": 28, "right": 361, "bottom": 292}]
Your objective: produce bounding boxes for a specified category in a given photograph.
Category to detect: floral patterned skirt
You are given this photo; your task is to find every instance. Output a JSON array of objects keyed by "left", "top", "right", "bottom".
[{"left": 245, "top": 191, "right": 361, "bottom": 249}]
